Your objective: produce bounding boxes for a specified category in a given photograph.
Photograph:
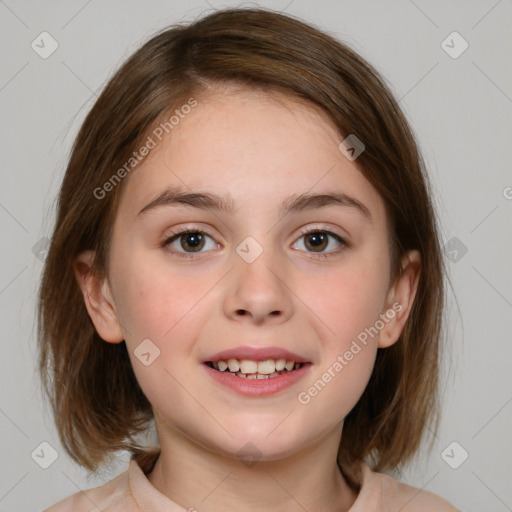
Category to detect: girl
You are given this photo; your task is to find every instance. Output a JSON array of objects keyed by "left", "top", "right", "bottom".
[{"left": 39, "top": 7, "right": 459, "bottom": 511}]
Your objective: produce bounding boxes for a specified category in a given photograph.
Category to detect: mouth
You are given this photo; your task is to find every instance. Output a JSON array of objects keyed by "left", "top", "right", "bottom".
[
  {"left": 202, "top": 357, "right": 312, "bottom": 397},
  {"left": 204, "top": 358, "right": 308, "bottom": 379},
  {"left": 201, "top": 346, "right": 312, "bottom": 396}
]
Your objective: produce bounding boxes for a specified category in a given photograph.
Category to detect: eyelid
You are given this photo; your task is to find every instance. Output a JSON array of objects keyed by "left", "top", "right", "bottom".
[
  {"left": 162, "top": 223, "right": 220, "bottom": 245},
  {"left": 294, "top": 224, "right": 348, "bottom": 243}
]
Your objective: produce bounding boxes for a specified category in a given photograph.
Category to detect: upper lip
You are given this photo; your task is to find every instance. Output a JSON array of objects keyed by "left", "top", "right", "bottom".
[{"left": 204, "top": 345, "right": 310, "bottom": 363}]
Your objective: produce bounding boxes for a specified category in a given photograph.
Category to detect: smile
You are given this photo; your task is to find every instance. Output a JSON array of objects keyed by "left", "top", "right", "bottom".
[
  {"left": 205, "top": 358, "right": 304, "bottom": 379},
  {"left": 202, "top": 360, "right": 312, "bottom": 397}
]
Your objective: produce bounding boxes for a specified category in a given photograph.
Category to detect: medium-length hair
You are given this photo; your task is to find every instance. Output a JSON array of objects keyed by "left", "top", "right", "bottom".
[{"left": 37, "top": 7, "right": 449, "bottom": 488}]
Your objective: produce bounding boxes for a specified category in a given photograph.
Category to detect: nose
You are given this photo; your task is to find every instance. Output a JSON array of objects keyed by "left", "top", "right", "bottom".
[{"left": 223, "top": 248, "right": 294, "bottom": 326}]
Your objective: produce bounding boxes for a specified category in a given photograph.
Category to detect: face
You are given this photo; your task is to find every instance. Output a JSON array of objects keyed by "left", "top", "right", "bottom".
[{"left": 79, "top": 87, "right": 418, "bottom": 462}]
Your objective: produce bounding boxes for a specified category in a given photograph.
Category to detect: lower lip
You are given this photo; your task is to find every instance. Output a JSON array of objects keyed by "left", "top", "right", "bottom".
[{"left": 202, "top": 362, "right": 312, "bottom": 397}]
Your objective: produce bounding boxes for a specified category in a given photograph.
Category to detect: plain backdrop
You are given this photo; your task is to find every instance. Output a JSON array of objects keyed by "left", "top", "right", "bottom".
[{"left": 1, "top": 1, "right": 511, "bottom": 511}]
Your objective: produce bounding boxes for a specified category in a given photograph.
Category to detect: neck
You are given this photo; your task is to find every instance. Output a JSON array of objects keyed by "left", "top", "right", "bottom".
[{"left": 146, "top": 417, "right": 358, "bottom": 512}]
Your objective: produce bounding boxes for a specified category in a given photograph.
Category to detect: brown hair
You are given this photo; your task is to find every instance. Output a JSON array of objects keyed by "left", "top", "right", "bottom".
[{"left": 37, "top": 7, "right": 449, "bottom": 487}]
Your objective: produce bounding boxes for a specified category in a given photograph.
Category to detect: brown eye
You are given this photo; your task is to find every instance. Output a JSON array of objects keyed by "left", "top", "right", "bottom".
[
  {"left": 163, "top": 229, "right": 219, "bottom": 257},
  {"left": 304, "top": 232, "right": 328, "bottom": 252},
  {"left": 178, "top": 232, "right": 206, "bottom": 252},
  {"left": 292, "top": 229, "right": 347, "bottom": 256}
]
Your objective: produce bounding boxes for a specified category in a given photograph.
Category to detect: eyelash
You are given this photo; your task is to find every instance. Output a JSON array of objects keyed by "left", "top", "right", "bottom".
[{"left": 161, "top": 226, "right": 348, "bottom": 260}]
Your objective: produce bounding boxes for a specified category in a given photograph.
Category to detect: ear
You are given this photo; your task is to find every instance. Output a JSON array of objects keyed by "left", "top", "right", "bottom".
[
  {"left": 378, "top": 249, "right": 421, "bottom": 349},
  {"left": 73, "top": 250, "right": 124, "bottom": 343}
]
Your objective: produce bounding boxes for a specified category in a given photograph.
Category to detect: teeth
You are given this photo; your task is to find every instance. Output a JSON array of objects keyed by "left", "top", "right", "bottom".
[
  {"left": 257, "top": 360, "right": 276, "bottom": 374},
  {"left": 210, "top": 357, "right": 302, "bottom": 377},
  {"left": 275, "top": 359, "right": 286, "bottom": 371},
  {"left": 239, "top": 359, "right": 258, "bottom": 374},
  {"left": 227, "top": 358, "right": 240, "bottom": 372}
]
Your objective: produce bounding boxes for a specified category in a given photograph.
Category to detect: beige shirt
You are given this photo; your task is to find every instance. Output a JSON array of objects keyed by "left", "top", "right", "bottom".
[{"left": 43, "top": 456, "right": 460, "bottom": 511}]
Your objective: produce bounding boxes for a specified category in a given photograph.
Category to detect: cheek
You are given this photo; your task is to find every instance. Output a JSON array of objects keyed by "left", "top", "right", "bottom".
[
  {"left": 111, "top": 258, "right": 209, "bottom": 409},
  {"left": 111, "top": 252, "right": 220, "bottom": 387},
  {"left": 112, "top": 250, "right": 202, "bottom": 341},
  {"left": 306, "top": 253, "right": 389, "bottom": 345},
  {"left": 295, "top": 252, "right": 387, "bottom": 409},
  {"left": 296, "top": 269, "right": 381, "bottom": 419}
]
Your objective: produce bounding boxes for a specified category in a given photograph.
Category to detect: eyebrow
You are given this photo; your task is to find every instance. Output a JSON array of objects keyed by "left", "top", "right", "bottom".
[{"left": 137, "top": 186, "right": 372, "bottom": 224}]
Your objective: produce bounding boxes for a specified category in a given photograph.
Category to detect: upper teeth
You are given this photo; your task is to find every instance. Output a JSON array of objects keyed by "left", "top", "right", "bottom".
[{"left": 214, "top": 358, "right": 296, "bottom": 374}]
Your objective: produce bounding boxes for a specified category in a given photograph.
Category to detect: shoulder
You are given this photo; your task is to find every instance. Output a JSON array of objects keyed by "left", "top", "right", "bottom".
[
  {"left": 382, "top": 473, "right": 460, "bottom": 511},
  {"left": 41, "top": 468, "right": 137, "bottom": 512},
  {"left": 356, "top": 463, "right": 461, "bottom": 512}
]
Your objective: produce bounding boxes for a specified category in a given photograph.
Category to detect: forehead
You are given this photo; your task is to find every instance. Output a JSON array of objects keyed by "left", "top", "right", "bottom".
[{"left": 115, "top": 88, "right": 387, "bottom": 226}]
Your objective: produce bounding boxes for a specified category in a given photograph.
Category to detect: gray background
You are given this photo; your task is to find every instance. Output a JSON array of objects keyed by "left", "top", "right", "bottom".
[{"left": 1, "top": 0, "right": 511, "bottom": 510}]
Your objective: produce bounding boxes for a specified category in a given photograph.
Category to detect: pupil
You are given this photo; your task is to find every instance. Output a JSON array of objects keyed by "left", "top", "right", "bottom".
[
  {"left": 182, "top": 233, "right": 204, "bottom": 251},
  {"left": 307, "top": 232, "right": 327, "bottom": 251}
]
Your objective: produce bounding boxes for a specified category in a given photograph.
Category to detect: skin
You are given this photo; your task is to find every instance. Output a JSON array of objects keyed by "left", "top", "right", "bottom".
[{"left": 75, "top": 86, "right": 420, "bottom": 511}]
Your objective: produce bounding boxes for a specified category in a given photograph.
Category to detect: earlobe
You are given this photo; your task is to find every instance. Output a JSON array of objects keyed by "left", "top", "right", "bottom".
[
  {"left": 378, "top": 250, "right": 421, "bottom": 349},
  {"left": 73, "top": 250, "right": 124, "bottom": 344}
]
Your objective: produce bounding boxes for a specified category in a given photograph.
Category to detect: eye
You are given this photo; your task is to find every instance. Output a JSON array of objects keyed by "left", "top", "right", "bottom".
[
  {"left": 162, "top": 226, "right": 348, "bottom": 260},
  {"left": 292, "top": 227, "right": 348, "bottom": 257},
  {"left": 162, "top": 228, "right": 219, "bottom": 258}
]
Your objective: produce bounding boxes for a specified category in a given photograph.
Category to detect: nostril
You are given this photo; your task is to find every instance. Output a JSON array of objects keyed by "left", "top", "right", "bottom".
[{"left": 235, "top": 310, "right": 282, "bottom": 317}]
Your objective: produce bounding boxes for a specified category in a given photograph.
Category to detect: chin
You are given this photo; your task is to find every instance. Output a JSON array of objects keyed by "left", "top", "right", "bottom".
[{"left": 230, "top": 424, "right": 307, "bottom": 459}]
